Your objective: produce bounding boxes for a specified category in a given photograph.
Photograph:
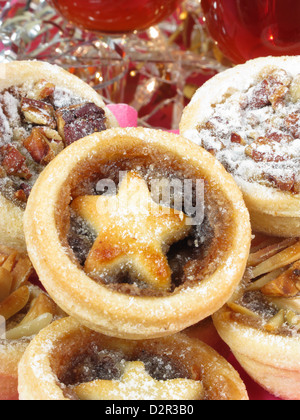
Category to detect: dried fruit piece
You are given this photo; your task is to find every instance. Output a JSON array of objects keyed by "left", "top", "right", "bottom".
[
  {"left": 56, "top": 103, "right": 106, "bottom": 146},
  {"left": 21, "top": 98, "right": 56, "bottom": 128}
]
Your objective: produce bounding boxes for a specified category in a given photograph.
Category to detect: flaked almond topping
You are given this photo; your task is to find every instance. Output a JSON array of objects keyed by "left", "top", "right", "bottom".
[
  {"left": 0, "top": 245, "right": 32, "bottom": 294},
  {"left": 19, "top": 293, "right": 56, "bottom": 326},
  {"left": 247, "top": 238, "right": 297, "bottom": 268},
  {"left": 0, "top": 245, "right": 60, "bottom": 340},
  {"left": 264, "top": 309, "right": 285, "bottom": 332},
  {"left": 21, "top": 98, "right": 56, "bottom": 128},
  {"left": 285, "top": 309, "right": 300, "bottom": 326},
  {"left": 261, "top": 261, "right": 300, "bottom": 298},
  {"left": 0, "top": 267, "right": 13, "bottom": 301},
  {"left": 5, "top": 312, "right": 54, "bottom": 341},
  {"left": 251, "top": 240, "right": 300, "bottom": 279},
  {"left": 227, "top": 301, "right": 261, "bottom": 319},
  {"left": 0, "top": 285, "right": 30, "bottom": 321}
]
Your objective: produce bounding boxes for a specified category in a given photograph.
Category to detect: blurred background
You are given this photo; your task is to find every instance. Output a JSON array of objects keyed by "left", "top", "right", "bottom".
[{"left": 1, "top": 0, "right": 300, "bottom": 129}]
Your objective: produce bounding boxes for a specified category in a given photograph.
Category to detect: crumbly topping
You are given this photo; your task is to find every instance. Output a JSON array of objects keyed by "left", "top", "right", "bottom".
[{"left": 196, "top": 67, "right": 300, "bottom": 193}]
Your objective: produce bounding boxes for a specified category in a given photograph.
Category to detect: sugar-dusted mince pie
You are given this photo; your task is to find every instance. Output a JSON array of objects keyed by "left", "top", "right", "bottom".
[
  {"left": 0, "top": 244, "right": 62, "bottom": 400},
  {"left": 180, "top": 56, "right": 300, "bottom": 237},
  {"left": 24, "top": 127, "right": 251, "bottom": 339},
  {"left": 18, "top": 316, "right": 249, "bottom": 400},
  {"left": 213, "top": 234, "right": 300, "bottom": 400},
  {"left": 0, "top": 60, "right": 118, "bottom": 252}
]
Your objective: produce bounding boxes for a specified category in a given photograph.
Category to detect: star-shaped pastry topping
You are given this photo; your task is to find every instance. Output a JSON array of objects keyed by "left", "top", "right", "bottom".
[
  {"left": 71, "top": 171, "right": 191, "bottom": 292},
  {"left": 73, "top": 361, "right": 204, "bottom": 400}
]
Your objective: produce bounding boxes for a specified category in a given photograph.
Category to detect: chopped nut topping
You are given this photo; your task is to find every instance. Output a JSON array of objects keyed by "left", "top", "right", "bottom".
[
  {"left": 264, "top": 309, "right": 285, "bottom": 332},
  {"left": 56, "top": 103, "right": 106, "bottom": 146},
  {"left": 23, "top": 127, "right": 59, "bottom": 165},
  {"left": 231, "top": 132, "right": 246, "bottom": 145},
  {"left": 0, "top": 80, "right": 108, "bottom": 208},
  {"left": 31, "top": 79, "right": 55, "bottom": 101},
  {"left": 21, "top": 98, "right": 56, "bottom": 128},
  {"left": 0, "top": 145, "right": 32, "bottom": 180},
  {"left": 245, "top": 136, "right": 291, "bottom": 163}
]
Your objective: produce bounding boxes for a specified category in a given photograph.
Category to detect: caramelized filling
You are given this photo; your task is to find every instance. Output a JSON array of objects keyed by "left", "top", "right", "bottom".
[
  {"left": 65, "top": 155, "right": 232, "bottom": 297},
  {"left": 60, "top": 344, "right": 190, "bottom": 388}
]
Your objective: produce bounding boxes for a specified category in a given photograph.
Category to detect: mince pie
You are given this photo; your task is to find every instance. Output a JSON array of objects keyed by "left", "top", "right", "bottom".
[
  {"left": 0, "top": 60, "right": 118, "bottom": 252},
  {"left": 0, "top": 244, "right": 62, "bottom": 400},
  {"left": 180, "top": 56, "right": 300, "bottom": 237},
  {"left": 24, "top": 127, "right": 251, "bottom": 339},
  {"left": 213, "top": 234, "right": 300, "bottom": 400},
  {"left": 18, "top": 317, "right": 249, "bottom": 400}
]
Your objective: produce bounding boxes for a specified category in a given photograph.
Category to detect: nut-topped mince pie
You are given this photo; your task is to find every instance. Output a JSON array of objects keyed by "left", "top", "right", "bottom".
[
  {"left": 24, "top": 128, "right": 251, "bottom": 339},
  {"left": 0, "top": 61, "right": 118, "bottom": 252},
  {"left": 180, "top": 56, "right": 300, "bottom": 237},
  {"left": 213, "top": 234, "right": 300, "bottom": 400},
  {"left": 18, "top": 317, "right": 249, "bottom": 400},
  {"left": 0, "top": 244, "right": 62, "bottom": 400}
]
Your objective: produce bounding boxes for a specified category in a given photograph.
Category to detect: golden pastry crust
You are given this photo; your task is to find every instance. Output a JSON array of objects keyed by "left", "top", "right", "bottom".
[
  {"left": 180, "top": 56, "right": 300, "bottom": 237},
  {"left": 213, "top": 235, "right": 300, "bottom": 400},
  {"left": 24, "top": 127, "right": 251, "bottom": 339},
  {"left": 0, "top": 60, "right": 118, "bottom": 252},
  {"left": 18, "top": 317, "right": 249, "bottom": 400}
]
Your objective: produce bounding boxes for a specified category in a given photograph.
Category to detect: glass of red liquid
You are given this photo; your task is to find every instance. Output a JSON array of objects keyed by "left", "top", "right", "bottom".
[
  {"left": 50, "top": 0, "right": 183, "bottom": 34},
  {"left": 202, "top": 0, "right": 300, "bottom": 64}
]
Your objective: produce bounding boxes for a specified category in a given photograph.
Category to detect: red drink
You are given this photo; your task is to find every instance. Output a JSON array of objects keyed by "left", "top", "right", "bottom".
[
  {"left": 202, "top": 0, "right": 300, "bottom": 64},
  {"left": 50, "top": 0, "right": 183, "bottom": 34}
]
